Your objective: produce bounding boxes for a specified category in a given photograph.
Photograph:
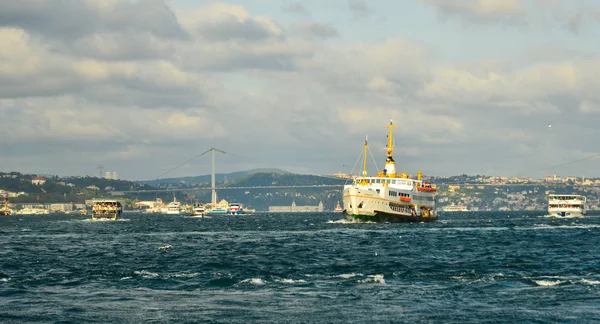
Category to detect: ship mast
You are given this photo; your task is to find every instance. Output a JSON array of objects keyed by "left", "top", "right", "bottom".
[
  {"left": 362, "top": 135, "right": 368, "bottom": 178},
  {"left": 384, "top": 119, "right": 398, "bottom": 178},
  {"left": 386, "top": 119, "right": 396, "bottom": 159}
]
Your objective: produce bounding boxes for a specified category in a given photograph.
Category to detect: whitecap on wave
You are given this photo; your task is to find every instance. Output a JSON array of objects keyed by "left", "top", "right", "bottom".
[
  {"left": 358, "top": 274, "right": 385, "bottom": 284},
  {"left": 337, "top": 273, "right": 362, "bottom": 279},
  {"left": 276, "top": 278, "right": 307, "bottom": 284},
  {"left": 240, "top": 278, "right": 265, "bottom": 285}
]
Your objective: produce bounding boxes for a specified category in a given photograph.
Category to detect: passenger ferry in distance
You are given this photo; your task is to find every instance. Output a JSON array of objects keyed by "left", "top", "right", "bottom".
[
  {"left": 190, "top": 203, "right": 205, "bottom": 217},
  {"left": 548, "top": 194, "right": 586, "bottom": 217},
  {"left": 342, "top": 119, "right": 437, "bottom": 223},
  {"left": 166, "top": 197, "right": 181, "bottom": 215},
  {"left": 91, "top": 199, "right": 122, "bottom": 221}
]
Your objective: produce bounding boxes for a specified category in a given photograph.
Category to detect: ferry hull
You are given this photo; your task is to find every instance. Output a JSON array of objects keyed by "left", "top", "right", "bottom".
[
  {"left": 344, "top": 210, "right": 437, "bottom": 223},
  {"left": 92, "top": 212, "right": 119, "bottom": 221},
  {"left": 343, "top": 187, "right": 436, "bottom": 223},
  {"left": 548, "top": 208, "right": 585, "bottom": 217},
  {"left": 206, "top": 208, "right": 228, "bottom": 216}
]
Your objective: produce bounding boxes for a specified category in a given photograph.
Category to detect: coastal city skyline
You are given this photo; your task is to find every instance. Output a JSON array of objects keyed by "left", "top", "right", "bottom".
[{"left": 2, "top": 0, "right": 600, "bottom": 180}]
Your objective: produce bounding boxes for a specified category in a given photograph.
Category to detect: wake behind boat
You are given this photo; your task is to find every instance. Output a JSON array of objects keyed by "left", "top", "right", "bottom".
[
  {"left": 548, "top": 194, "right": 586, "bottom": 217},
  {"left": 342, "top": 119, "right": 437, "bottom": 223}
]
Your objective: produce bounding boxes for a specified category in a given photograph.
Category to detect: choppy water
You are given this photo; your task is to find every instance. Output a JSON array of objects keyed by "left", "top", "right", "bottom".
[{"left": 1, "top": 211, "right": 599, "bottom": 323}]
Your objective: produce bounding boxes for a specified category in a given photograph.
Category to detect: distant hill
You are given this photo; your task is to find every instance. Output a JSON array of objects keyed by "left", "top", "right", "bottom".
[
  {"left": 138, "top": 168, "right": 292, "bottom": 186},
  {"left": 228, "top": 172, "right": 347, "bottom": 187}
]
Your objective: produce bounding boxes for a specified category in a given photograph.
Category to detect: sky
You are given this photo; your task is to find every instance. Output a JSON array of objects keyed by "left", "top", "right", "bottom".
[{"left": 2, "top": 0, "right": 600, "bottom": 180}]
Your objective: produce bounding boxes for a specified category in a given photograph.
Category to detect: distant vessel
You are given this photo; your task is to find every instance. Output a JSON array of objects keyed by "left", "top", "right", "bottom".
[
  {"left": 442, "top": 205, "right": 468, "bottom": 212},
  {"left": 206, "top": 199, "right": 229, "bottom": 216},
  {"left": 166, "top": 197, "right": 181, "bottom": 215},
  {"left": 342, "top": 119, "right": 437, "bottom": 222},
  {"left": 548, "top": 194, "right": 586, "bottom": 217},
  {"left": 0, "top": 197, "right": 13, "bottom": 216},
  {"left": 18, "top": 206, "right": 50, "bottom": 215},
  {"left": 227, "top": 203, "right": 244, "bottom": 215},
  {"left": 190, "top": 203, "right": 205, "bottom": 217},
  {"left": 333, "top": 201, "right": 343, "bottom": 213},
  {"left": 91, "top": 199, "right": 122, "bottom": 221}
]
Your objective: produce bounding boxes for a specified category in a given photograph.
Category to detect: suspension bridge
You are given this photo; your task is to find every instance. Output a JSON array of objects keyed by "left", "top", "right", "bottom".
[{"left": 124, "top": 147, "right": 347, "bottom": 203}]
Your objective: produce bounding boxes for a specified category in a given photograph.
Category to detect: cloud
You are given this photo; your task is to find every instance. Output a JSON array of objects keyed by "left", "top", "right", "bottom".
[
  {"left": 283, "top": 3, "right": 310, "bottom": 16},
  {"left": 532, "top": 0, "right": 600, "bottom": 33},
  {"left": 348, "top": 0, "right": 372, "bottom": 19},
  {"left": 421, "top": 0, "right": 525, "bottom": 25},
  {"left": 290, "top": 22, "right": 340, "bottom": 39},
  {"left": 178, "top": 3, "right": 283, "bottom": 42},
  {"left": 0, "top": 0, "right": 188, "bottom": 40}
]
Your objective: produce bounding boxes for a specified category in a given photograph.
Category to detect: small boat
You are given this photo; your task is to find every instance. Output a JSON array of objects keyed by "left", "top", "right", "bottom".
[
  {"left": 0, "top": 196, "right": 13, "bottom": 216},
  {"left": 333, "top": 201, "right": 343, "bottom": 213},
  {"left": 190, "top": 203, "right": 205, "bottom": 217},
  {"left": 227, "top": 203, "right": 244, "bottom": 215},
  {"left": 548, "top": 194, "right": 586, "bottom": 217},
  {"left": 166, "top": 197, "right": 181, "bottom": 215},
  {"left": 91, "top": 199, "right": 122, "bottom": 221}
]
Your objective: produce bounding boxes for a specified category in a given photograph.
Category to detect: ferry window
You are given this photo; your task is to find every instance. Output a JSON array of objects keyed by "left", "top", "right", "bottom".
[{"left": 376, "top": 189, "right": 380, "bottom": 194}]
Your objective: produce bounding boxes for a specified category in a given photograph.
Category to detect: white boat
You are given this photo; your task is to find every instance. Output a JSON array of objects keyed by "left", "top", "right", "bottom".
[
  {"left": 91, "top": 199, "right": 122, "bottom": 221},
  {"left": 548, "top": 194, "right": 586, "bottom": 217},
  {"left": 190, "top": 203, "right": 205, "bottom": 217},
  {"left": 18, "top": 207, "right": 50, "bottom": 215},
  {"left": 342, "top": 119, "right": 437, "bottom": 223},
  {"left": 442, "top": 205, "right": 468, "bottom": 212},
  {"left": 227, "top": 203, "right": 244, "bottom": 215},
  {"left": 166, "top": 197, "right": 181, "bottom": 215},
  {"left": 333, "top": 201, "right": 343, "bottom": 213}
]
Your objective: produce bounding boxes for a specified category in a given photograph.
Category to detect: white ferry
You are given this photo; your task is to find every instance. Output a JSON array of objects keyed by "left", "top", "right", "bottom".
[
  {"left": 548, "top": 194, "right": 586, "bottom": 217},
  {"left": 190, "top": 203, "right": 205, "bottom": 217},
  {"left": 166, "top": 197, "right": 181, "bottom": 215},
  {"left": 91, "top": 199, "right": 123, "bottom": 221},
  {"left": 342, "top": 120, "right": 437, "bottom": 222}
]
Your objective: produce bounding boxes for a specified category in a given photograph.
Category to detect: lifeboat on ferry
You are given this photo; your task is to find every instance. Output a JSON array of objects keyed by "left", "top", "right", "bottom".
[{"left": 399, "top": 196, "right": 411, "bottom": 202}]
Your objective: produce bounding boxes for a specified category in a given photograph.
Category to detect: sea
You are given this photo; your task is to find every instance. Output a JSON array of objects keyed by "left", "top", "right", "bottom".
[{"left": 1, "top": 211, "right": 599, "bottom": 323}]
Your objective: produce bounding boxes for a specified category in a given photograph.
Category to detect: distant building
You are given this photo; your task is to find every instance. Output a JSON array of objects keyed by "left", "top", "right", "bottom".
[
  {"left": 269, "top": 200, "right": 324, "bottom": 213},
  {"left": 50, "top": 203, "right": 73, "bottom": 213},
  {"left": 105, "top": 172, "right": 112, "bottom": 179},
  {"left": 112, "top": 171, "right": 119, "bottom": 180},
  {"left": 32, "top": 176, "right": 47, "bottom": 186}
]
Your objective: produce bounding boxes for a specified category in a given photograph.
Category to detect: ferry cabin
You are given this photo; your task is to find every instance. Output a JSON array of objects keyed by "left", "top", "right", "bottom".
[{"left": 548, "top": 194, "right": 586, "bottom": 217}]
